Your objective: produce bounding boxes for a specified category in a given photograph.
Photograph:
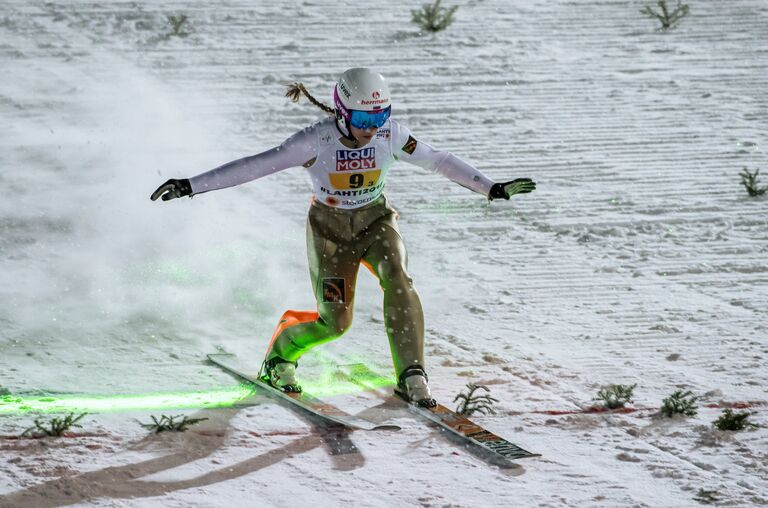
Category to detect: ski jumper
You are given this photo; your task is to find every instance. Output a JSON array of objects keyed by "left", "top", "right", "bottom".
[{"left": 189, "top": 117, "right": 494, "bottom": 377}]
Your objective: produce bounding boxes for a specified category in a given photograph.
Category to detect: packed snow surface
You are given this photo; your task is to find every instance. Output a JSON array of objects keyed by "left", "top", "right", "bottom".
[{"left": 1, "top": 0, "right": 766, "bottom": 506}]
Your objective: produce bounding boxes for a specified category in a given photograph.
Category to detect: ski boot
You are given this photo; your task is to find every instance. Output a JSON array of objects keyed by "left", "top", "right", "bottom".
[
  {"left": 397, "top": 365, "right": 437, "bottom": 408},
  {"left": 262, "top": 357, "right": 302, "bottom": 393}
]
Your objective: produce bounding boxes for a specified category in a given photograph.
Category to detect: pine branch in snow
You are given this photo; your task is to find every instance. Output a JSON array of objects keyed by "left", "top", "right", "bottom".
[
  {"left": 694, "top": 489, "right": 721, "bottom": 504},
  {"left": 167, "top": 15, "right": 190, "bottom": 38},
  {"left": 411, "top": 0, "right": 458, "bottom": 33},
  {"left": 713, "top": 409, "right": 756, "bottom": 431},
  {"left": 593, "top": 384, "right": 636, "bottom": 409},
  {"left": 641, "top": 1, "right": 689, "bottom": 30},
  {"left": 739, "top": 167, "right": 767, "bottom": 197},
  {"left": 22, "top": 412, "right": 88, "bottom": 437},
  {"left": 659, "top": 390, "right": 698, "bottom": 417},
  {"left": 454, "top": 383, "right": 499, "bottom": 416},
  {"left": 139, "top": 414, "right": 208, "bottom": 433}
]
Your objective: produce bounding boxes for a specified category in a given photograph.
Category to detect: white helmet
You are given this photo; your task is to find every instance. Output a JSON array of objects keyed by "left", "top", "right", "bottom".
[{"left": 333, "top": 68, "right": 392, "bottom": 135}]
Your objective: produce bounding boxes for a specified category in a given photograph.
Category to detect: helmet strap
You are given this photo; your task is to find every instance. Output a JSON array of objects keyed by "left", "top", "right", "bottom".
[{"left": 334, "top": 113, "right": 358, "bottom": 147}]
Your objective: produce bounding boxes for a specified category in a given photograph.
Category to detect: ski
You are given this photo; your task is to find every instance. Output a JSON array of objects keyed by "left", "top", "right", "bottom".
[
  {"left": 339, "top": 363, "right": 540, "bottom": 463},
  {"left": 207, "top": 353, "right": 400, "bottom": 432},
  {"left": 399, "top": 397, "right": 540, "bottom": 462}
]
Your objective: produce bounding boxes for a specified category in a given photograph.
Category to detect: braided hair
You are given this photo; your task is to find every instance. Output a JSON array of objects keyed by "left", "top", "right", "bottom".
[{"left": 284, "top": 82, "right": 335, "bottom": 116}]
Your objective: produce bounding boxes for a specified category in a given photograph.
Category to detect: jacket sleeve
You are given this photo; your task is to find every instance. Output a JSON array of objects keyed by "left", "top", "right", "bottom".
[
  {"left": 189, "top": 126, "right": 318, "bottom": 195},
  {"left": 391, "top": 120, "right": 494, "bottom": 196}
]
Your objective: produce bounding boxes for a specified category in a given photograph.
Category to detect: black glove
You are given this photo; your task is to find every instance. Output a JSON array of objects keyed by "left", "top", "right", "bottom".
[
  {"left": 150, "top": 179, "right": 193, "bottom": 201},
  {"left": 488, "top": 178, "right": 536, "bottom": 200}
]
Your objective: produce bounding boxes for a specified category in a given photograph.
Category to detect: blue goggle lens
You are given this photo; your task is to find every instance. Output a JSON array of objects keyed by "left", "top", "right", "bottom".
[{"left": 349, "top": 107, "right": 391, "bottom": 129}]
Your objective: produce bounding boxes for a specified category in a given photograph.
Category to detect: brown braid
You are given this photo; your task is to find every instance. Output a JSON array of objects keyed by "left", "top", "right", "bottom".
[{"left": 284, "top": 82, "right": 335, "bottom": 116}]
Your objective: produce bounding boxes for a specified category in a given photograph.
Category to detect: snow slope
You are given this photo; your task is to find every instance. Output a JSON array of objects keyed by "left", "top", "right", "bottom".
[{"left": 1, "top": 0, "right": 766, "bottom": 506}]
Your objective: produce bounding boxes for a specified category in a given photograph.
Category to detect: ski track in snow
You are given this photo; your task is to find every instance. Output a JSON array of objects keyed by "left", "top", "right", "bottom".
[{"left": 1, "top": 0, "right": 767, "bottom": 506}]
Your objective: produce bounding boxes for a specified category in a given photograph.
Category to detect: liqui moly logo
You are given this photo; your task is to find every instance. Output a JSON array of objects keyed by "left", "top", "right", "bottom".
[{"left": 336, "top": 148, "right": 375, "bottom": 171}]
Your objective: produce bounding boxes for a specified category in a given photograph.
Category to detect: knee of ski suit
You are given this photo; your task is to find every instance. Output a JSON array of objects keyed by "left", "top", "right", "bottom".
[
  {"left": 373, "top": 252, "right": 414, "bottom": 293},
  {"left": 319, "top": 305, "right": 354, "bottom": 339}
]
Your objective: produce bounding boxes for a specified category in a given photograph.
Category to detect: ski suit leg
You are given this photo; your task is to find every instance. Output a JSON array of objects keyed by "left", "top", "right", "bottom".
[
  {"left": 362, "top": 219, "right": 425, "bottom": 377},
  {"left": 266, "top": 205, "right": 363, "bottom": 363},
  {"left": 265, "top": 196, "right": 424, "bottom": 376}
]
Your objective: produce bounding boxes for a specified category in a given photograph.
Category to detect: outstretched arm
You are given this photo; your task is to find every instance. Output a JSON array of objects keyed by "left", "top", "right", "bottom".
[
  {"left": 392, "top": 121, "right": 535, "bottom": 200},
  {"left": 150, "top": 127, "right": 317, "bottom": 201}
]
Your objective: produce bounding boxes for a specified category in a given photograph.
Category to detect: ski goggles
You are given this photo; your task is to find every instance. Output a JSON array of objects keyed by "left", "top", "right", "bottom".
[
  {"left": 334, "top": 87, "right": 391, "bottom": 130},
  {"left": 348, "top": 107, "right": 391, "bottom": 130}
]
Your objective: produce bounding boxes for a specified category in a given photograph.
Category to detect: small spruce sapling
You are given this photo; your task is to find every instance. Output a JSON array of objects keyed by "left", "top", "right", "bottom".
[
  {"left": 739, "top": 168, "right": 767, "bottom": 197},
  {"left": 641, "top": 0, "right": 689, "bottom": 30},
  {"left": 411, "top": 0, "right": 458, "bottom": 33},
  {"left": 454, "top": 383, "right": 499, "bottom": 416},
  {"left": 140, "top": 414, "right": 208, "bottom": 433},
  {"left": 659, "top": 390, "right": 698, "bottom": 417},
  {"left": 694, "top": 489, "right": 721, "bottom": 505},
  {"left": 22, "top": 412, "right": 87, "bottom": 437},
  {"left": 167, "top": 15, "right": 190, "bottom": 38},
  {"left": 713, "top": 409, "right": 756, "bottom": 431},
  {"left": 593, "top": 384, "right": 636, "bottom": 409}
]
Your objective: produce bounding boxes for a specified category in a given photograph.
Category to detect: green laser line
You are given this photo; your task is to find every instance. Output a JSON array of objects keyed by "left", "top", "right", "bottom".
[
  {"left": 1, "top": 348, "right": 396, "bottom": 417},
  {"left": 0, "top": 371, "right": 395, "bottom": 416},
  {"left": 0, "top": 385, "right": 255, "bottom": 415}
]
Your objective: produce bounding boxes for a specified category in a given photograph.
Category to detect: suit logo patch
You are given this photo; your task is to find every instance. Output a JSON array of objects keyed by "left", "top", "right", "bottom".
[
  {"left": 402, "top": 136, "right": 418, "bottom": 155},
  {"left": 336, "top": 148, "right": 375, "bottom": 171},
  {"left": 322, "top": 278, "right": 345, "bottom": 303}
]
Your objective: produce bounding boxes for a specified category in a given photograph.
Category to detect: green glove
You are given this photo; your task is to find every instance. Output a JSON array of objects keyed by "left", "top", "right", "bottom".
[{"left": 489, "top": 178, "right": 536, "bottom": 200}]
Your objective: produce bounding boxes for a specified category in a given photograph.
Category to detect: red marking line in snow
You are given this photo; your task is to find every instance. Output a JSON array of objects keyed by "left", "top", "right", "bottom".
[
  {"left": 703, "top": 402, "right": 760, "bottom": 409},
  {"left": 248, "top": 430, "right": 309, "bottom": 438},
  {"left": 532, "top": 401, "right": 764, "bottom": 416},
  {"left": 534, "top": 407, "right": 651, "bottom": 416}
]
